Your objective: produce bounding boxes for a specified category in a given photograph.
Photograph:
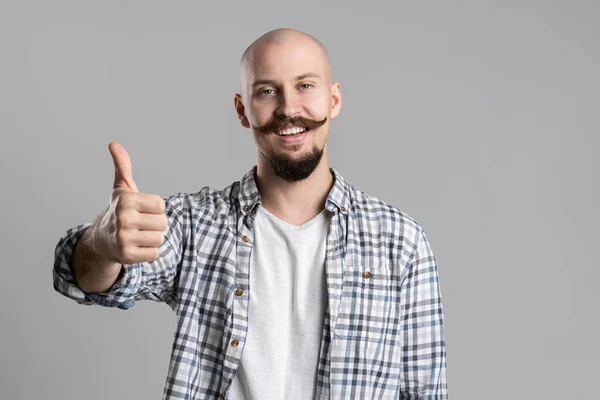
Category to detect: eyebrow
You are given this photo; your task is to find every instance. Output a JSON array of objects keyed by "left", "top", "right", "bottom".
[{"left": 251, "top": 73, "right": 322, "bottom": 87}]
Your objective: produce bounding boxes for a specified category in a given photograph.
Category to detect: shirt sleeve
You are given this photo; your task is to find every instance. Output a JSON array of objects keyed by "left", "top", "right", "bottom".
[
  {"left": 399, "top": 227, "right": 448, "bottom": 399},
  {"left": 52, "top": 193, "right": 185, "bottom": 311}
]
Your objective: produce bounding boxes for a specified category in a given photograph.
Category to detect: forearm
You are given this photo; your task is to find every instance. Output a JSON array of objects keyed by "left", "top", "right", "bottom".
[
  {"left": 400, "top": 228, "right": 448, "bottom": 398},
  {"left": 71, "top": 224, "right": 123, "bottom": 294}
]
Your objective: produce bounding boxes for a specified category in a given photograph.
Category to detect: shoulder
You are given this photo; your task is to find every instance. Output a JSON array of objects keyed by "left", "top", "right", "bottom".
[
  {"left": 347, "top": 183, "right": 425, "bottom": 243},
  {"left": 161, "top": 178, "right": 242, "bottom": 220}
]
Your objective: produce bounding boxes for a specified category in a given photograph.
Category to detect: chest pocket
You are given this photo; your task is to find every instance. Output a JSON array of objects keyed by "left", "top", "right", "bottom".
[{"left": 334, "top": 263, "right": 392, "bottom": 343}]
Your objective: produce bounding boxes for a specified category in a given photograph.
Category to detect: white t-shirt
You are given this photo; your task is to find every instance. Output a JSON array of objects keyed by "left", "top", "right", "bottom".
[{"left": 229, "top": 205, "right": 332, "bottom": 399}]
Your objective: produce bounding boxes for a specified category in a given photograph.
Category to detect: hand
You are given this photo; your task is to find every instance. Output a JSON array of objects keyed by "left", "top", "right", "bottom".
[{"left": 92, "top": 142, "right": 169, "bottom": 264}]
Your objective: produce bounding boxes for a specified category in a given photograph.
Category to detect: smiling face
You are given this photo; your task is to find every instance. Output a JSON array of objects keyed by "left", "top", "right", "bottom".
[{"left": 234, "top": 30, "right": 342, "bottom": 182}]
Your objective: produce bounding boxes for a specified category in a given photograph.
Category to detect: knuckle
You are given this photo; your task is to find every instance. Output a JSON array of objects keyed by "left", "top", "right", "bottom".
[
  {"left": 115, "top": 230, "right": 128, "bottom": 247},
  {"left": 118, "top": 211, "right": 134, "bottom": 228},
  {"left": 115, "top": 199, "right": 128, "bottom": 213},
  {"left": 119, "top": 194, "right": 136, "bottom": 210},
  {"left": 121, "top": 248, "right": 136, "bottom": 264},
  {"left": 155, "top": 196, "right": 166, "bottom": 213}
]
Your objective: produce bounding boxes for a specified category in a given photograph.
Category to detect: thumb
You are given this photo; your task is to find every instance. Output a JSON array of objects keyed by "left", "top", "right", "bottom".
[{"left": 109, "top": 142, "right": 139, "bottom": 192}]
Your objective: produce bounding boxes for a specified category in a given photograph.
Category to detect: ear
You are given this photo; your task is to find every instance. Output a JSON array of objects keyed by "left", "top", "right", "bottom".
[
  {"left": 330, "top": 82, "right": 342, "bottom": 119},
  {"left": 234, "top": 93, "right": 251, "bottom": 128}
]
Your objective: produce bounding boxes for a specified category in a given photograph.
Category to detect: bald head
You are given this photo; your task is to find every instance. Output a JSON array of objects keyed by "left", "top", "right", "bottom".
[
  {"left": 239, "top": 28, "right": 333, "bottom": 95},
  {"left": 241, "top": 28, "right": 330, "bottom": 68}
]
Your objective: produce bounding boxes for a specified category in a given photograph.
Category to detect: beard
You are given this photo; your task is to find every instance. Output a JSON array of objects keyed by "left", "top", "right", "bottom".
[
  {"left": 253, "top": 113, "right": 328, "bottom": 182},
  {"left": 261, "top": 143, "right": 325, "bottom": 182}
]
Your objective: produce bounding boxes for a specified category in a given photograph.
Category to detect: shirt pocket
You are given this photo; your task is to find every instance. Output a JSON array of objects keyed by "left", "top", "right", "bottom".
[{"left": 334, "top": 263, "right": 392, "bottom": 343}]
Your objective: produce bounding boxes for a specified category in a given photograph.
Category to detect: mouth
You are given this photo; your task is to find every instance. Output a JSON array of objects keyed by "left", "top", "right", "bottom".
[
  {"left": 274, "top": 126, "right": 308, "bottom": 137},
  {"left": 273, "top": 126, "right": 310, "bottom": 144}
]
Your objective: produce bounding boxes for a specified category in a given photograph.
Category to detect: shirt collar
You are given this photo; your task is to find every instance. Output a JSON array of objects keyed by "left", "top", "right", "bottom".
[{"left": 238, "top": 165, "right": 350, "bottom": 216}]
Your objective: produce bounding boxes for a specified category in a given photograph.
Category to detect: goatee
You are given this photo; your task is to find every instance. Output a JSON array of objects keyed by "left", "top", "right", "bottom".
[{"left": 261, "top": 145, "right": 325, "bottom": 182}]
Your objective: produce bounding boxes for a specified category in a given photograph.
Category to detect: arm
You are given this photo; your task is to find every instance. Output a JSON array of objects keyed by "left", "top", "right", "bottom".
[
  {"left": 71, "top": 213, "right": 123, "bottom": 294},
  {"left": 53, "top": 193, "right": 185, "bottom": 310},
  {"left": 53, "top": 142, "right": 185, "bottom": 310},
  {"left": 399, "top": 227, "right": 448, "bottom": 399}
]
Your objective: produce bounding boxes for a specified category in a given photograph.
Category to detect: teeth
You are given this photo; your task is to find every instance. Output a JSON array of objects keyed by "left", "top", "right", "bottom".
[{"left": 275, "top": 127, "right": 307, "bottom": 136}]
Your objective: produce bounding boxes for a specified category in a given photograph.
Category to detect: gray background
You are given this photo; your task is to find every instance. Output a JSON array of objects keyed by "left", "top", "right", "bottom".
[{"left": 1, "top": 1, "right": 598, "bottom": 399}]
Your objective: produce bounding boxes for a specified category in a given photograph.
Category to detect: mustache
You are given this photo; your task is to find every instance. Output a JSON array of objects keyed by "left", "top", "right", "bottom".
[{"left": 254, "top": 115, "right": 328, "bottom": 135}]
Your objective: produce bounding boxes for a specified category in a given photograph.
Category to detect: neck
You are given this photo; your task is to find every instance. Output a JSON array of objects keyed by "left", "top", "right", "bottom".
[{"left": 255, "top": 147, "right": 334, "bottom": 226}]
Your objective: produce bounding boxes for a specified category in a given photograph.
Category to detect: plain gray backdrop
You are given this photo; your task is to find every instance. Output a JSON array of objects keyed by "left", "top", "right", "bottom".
[{"left": 1, "top": 1, "right": 598, "bottom": 399}]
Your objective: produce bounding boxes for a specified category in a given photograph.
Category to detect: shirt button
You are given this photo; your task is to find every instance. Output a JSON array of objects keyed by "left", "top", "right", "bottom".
[
  {"left": 363, "top": 271, "right": 372, "bottom": 279},
  {"left": 234, "top": 288, "right": 244, "bottom": 296},
  {"left": 341, "top": 206, "right": 347, "bottom": 212},
  {"left": 242, "top": 205, "right": 249, "bottom": 213},
  {"left": 219, "top": 394, "right": 225, "bottom": 400},
  {"left": 241, "top": 235, "right": 249, "bottom": 243},
  {"left": 231, "top": 339, "right": 239, "bottom": 347}
]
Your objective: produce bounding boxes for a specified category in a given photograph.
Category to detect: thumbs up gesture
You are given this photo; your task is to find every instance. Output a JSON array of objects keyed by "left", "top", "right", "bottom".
[{"left": 92, "top": 142, "right": 169, "bottom": 264}]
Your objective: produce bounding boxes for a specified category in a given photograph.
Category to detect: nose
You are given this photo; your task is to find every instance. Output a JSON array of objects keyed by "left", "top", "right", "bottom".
[{"left": 276, "top": 89, "right": 302, "bottom": 118}]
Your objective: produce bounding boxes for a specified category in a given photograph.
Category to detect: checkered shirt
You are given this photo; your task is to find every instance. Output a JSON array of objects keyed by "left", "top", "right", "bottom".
[{"left": 53, "top": 166, "right": 448, "bottom": 399}]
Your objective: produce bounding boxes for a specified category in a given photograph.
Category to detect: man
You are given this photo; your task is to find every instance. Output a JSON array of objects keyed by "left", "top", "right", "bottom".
[{"left": 53, "top": 28, "right": 448, "bottom": 399}]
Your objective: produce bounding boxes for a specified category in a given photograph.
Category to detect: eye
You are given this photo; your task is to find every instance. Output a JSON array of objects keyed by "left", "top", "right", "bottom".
[
  {"left": 299, "top": 84, "right": 312, "bottom": 90},
  {"left": 260, "top": 89, "right": 275, "bottom": 96}
]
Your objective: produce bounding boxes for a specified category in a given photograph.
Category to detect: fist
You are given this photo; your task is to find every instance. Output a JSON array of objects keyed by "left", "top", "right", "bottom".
[{"left": 93, "top": 142, "right": 169, "bottom": 264}]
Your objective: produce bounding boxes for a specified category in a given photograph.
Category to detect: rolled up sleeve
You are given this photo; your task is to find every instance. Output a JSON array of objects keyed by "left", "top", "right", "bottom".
[{"left": 53, "top": 193, "right": 185, "bottom": 311}]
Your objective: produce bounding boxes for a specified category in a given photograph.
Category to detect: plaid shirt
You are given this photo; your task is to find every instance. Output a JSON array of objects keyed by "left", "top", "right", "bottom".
[{"left": 54, "top": 166, "right": 448, "bottom": 399}]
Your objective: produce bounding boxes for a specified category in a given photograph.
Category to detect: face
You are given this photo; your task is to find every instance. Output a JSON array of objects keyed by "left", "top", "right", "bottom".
[{"left": 234, "top": 36, "right": 342, "bottom": 182}]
